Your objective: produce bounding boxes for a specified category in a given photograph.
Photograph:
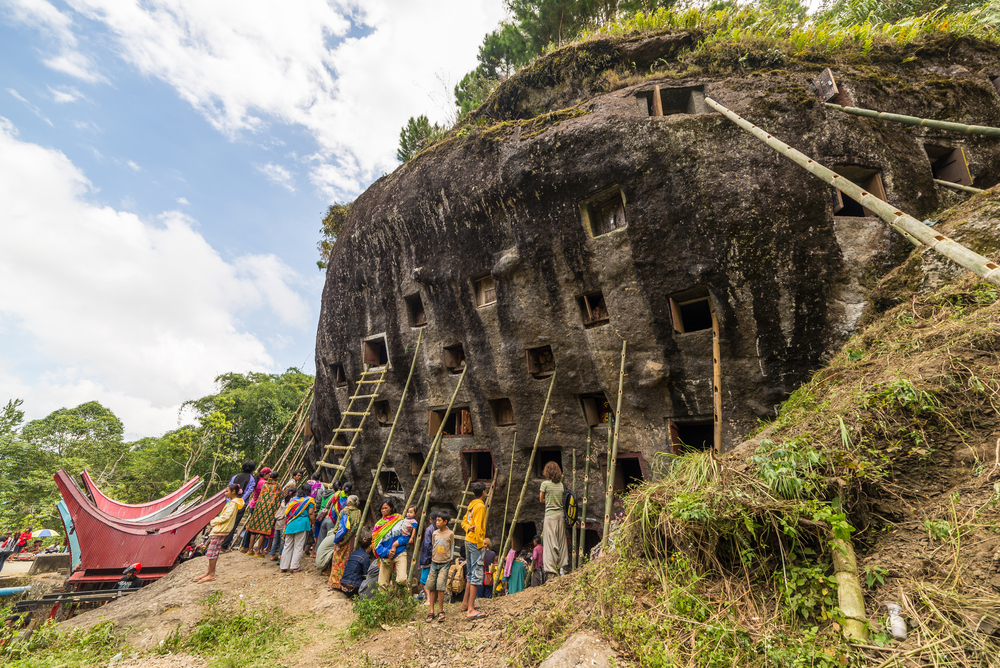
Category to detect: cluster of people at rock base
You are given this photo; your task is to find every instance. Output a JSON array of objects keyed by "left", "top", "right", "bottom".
[{"left": 192, "top": 457, "right": 572, "bottom": 618}]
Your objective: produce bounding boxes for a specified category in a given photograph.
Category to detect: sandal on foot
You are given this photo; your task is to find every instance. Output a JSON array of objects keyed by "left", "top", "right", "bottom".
[
  {"left": 437, "top": 613, "right": 445, "bottom": 623},
  {"left": 425, "top": 613, "right": 435, "bottom": 623},
  {"left": 467, "top": 612, "right": 486, "bottom": 620}
]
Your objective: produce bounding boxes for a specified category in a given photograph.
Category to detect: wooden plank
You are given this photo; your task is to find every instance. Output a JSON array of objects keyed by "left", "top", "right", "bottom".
[
  {"left": 317, "top": 462, "right": 345, "bottom": 470},
  {"left": 813, "top": 68, "right": 839, "bottom": 102},
  {"left": 935, "top": 147, "right": 973, "bottom": 186},
  {"left": 651, "top": 84, "right": 663, "bottom": 116}
]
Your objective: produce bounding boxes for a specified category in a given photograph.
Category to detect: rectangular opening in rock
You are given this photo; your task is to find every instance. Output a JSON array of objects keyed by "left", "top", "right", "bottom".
[
  {"left": 580, "top": 186, "right": 626, "bottom": 237},
  {"left": 409, "top": 452, "right": 425, "bottom": 475},
  {"left": 443, "top": 344, "right": 466, "bottom": 374},
  {"left": 428, "top": 407, "right": 474, "bottom": 437},
  {"left": 474, "top": 274, "right": 497, "bottom": 307},
  {"left": 579, "top": 393, "right": 612, "bottom": 427},
  {"left": 490, "top": 398, "right": 515, "bottom": 426},
  {"left": 525, "top": 345, "right": 555, "bottom": 379},
  {"left": 602, "top": 452, "right": 645, "bottom": 492},
  {"left": 669, "top": 286, "right": 713, "bottom": 333},
  {"left": 462, "top": 450, "right": 494, "bottom": 482},
  {"left": 637, "top": 84, "right": 706, "bottom": 116},
  {"left": 832, "top": 166, "right": 886, "bottom": 217},
  {"left": 925, "top": 145, "right": 972, "bottom": 186},
  {"left": 405, "top": 293, "right": 427, "bottom": 327},
  {"left": 669, "top": 419, "right": 714, "bottom": 453},
  {"left": 511, "top": 521, "right": 537, "bottom": 553},
  {"left": 374, "top": 400, "right": 392, "bottom": 426},
  {"left": 330, "top": 362, "right": 348, "bottom": 388},
  {"left": 362, "top": 335, "right": 389, "bottom": 367},
  {"left": 535, "top": 448, "right": 562, "bottom": 477},
  {"left": 578, "top": 291, "right": 609, "bottom": 328},
  {"left": 378, "top": 469, "right": 403, "bottom": 495}
]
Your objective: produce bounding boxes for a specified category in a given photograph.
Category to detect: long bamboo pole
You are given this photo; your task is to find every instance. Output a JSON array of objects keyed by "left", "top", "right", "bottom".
[
  {"left": 498, "top": 371, "right": 558, "bottom": 564},
  {"left": 934, "top": 179, "right": 984, "bottom": 195},
  {"left": 601, "top": 340, "right": 628, "bottom": 554},
  {"left": 711, "top": 307, "right": 722, "bottom": 452},
  {"left": 407, "top": 420, "right": 449, "bottom": 584},
  {"left": 824, "top": 102, "right": 1000, "bottom": 138},
  {"left": 578, "top": 425, "right": 593, "bottom": 567},
  {"left": 497, "top": 431, "right": 518, "bottom": 564},
  {"left": 258, "top": 386, "right": 312, "bottom": 469},
  {"left": 358, "top": 329, "right": 424, "bottom": 528},
  {"left": 705, "top": 97, "right": 1000, "bottom": 288},
  {"left": 403, "top": 366, "right": 468, "bottom": 512},
  {"left": 571, "top": 447, "right": 578, "bottom": 570}
]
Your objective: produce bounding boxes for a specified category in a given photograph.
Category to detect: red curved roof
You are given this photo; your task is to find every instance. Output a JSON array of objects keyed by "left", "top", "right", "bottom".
[{"left": 81, "top": 469, "right": 201, "bottom": 519}]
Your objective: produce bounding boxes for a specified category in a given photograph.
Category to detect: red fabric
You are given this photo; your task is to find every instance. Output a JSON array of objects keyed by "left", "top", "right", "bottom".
[{"left": 16, "top": 531, "right": 31, "bottom": 547}]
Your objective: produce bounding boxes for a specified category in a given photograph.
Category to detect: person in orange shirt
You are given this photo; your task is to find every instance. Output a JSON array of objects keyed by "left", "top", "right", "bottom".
[{"left": 460, "top": 482, "right": 487, "bottom": 620}]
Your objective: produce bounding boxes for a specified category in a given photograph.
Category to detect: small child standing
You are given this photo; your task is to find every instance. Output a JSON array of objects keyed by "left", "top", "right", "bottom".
[{"left": 425, "top": 512, "right": 454, "bottom": 622}]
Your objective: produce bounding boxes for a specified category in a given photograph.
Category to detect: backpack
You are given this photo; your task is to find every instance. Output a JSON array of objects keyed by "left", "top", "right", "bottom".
[
  {"left": 564, "top": 489, "right": 578, "bottom": 527},
  {"left": 332, "top": 509, "right": 352, "bottom": 544},
  {"left": 447, "top": 561, "right": 466, "bottom": 594}
]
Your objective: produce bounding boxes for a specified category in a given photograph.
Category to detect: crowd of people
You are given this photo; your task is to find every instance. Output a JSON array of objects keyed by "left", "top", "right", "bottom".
[{"left": 192, "top": 456, "right": 575, "bottom": 619}]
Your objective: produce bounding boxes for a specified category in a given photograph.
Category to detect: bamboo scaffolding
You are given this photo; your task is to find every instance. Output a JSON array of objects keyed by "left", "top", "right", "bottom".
[
  {"left": 325, "top": 365, "right": 387, "bottom": 483},
  {"left": 711, "top": 307, "right": 723, "bottom": 452},
  {"left": 497, "top": 432, "right": 518, "bottom": 562},
  {"left": 271, "top": 400, "right": 312, "bottom": 483},
  {"left": 571, "top": 447, "right": 578, "bottom": 570},
  {"left": 358, "top": 330, "right": 424, "bottom": 528},
  {"left": 403, "top": 366, "right": 468, "bottom": 512},
  {"left": 934, "top": 179, "right": 984, "bottom": 195},
  {"left": 577, "top": 426, "right": 593, "bottom": 568},
  {"left": 258, "top": 386, "right": 313, "bottom": 469},
  {"left": 824, "top": 102, "right": 1000, "bottom": 138},
  {"left": 498, "top": 371, "right": 558, "bottom": 563},
  {"left": 706, "top": 97, "right": 1000, "bottom": 288},
  {"left": 450, "top": 476, "right": 474, "bottom": 533},
  {"left": 407, "top": 427, "right": 448, "bottom": 584},
  {"left": 601, "top": 340, "right": 628, "bottom": 554}
]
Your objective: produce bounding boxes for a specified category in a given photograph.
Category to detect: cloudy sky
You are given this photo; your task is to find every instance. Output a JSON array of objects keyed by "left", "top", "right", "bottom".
[{"left": 1, "top": 0, "right": 506, "bottom": 438}]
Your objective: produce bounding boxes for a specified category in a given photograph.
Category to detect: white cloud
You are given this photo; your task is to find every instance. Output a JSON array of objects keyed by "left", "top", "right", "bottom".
[
  {"left": 49, "top": 0, "right": 505, "bottom": 199},
  {"left": 49, "top": 84, "right": 84, "bottom": 103},
  {"left": 255, "top": 161, "right": 296, "bottom": 192},
  {"left": 0, "top": 117, "right": 311, "bottom": 436},
  {"left": 126, "top": 159, "right": 141, "bottom": 171},
  {"left": 73, "top": 119, "right": 101, "bottom": 133},
  {"left": 3, "top": 0, "right": 106, "bottom": 83},
  {"left": 6, "top": 88, "right": 53, "bottom": 126},
  {"left": 176, "top": 197, "right": 189, "bottom": 205}
]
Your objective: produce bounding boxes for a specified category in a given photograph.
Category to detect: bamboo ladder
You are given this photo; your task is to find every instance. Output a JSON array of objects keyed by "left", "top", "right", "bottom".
[
  {"left": 601, "top": 339, "right": 628, "bottom": 554},
  {"left": 314, "top": 364, "right": 388, "bottom": 479}
]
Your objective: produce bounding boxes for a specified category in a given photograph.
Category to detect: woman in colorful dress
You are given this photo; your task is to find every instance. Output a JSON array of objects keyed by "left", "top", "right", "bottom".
[
  {"left": 245, "top": 470, "right": 281, "bottom": 556},
  {"left": 326, "top": 494, "right": 361, "bottom": 590},
  {"left": 279, "top": 484, "right": 317, "bottom": 573},
  {"left": 372, "top": 498, "right": 408, "bottom": 588}
]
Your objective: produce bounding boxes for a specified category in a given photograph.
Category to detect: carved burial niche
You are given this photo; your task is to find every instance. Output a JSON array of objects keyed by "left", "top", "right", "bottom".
[
  {"left": 579, "top": 393, "right": 612, "bottom": 427},
  {"left": 362, "top": 335, "right": 389, "bottom": 367},
  {"left": 462, "top": 450, "right": 494, "bottom": 482},
  {"left": 580, "top": 186, "right": 626, "bottom": 237},
  {"left": 668, "top": 418, "right": 714, "bottom": 454},
  {"left": 374, "top": 400, "right": 392, "bottom": 426},
  {"left": 525, "top": 345, "right": 556, "bottom": 379},
  {"left": 409, "top": 452, "right": 425, "bottom": 475},
  {"left": 669, "top": 286, "right": 713, "bottom": 334},
  {"left": 925, "top": 144, "right": 973, "bottom": 186},
  {"left": 578, "top": 291, "right": 609, "bottom": 328},
  {"left": 378, "top": 469, "right": 403, "bottom": 495},
  {"left": 832, "top": 166, "right": 886, "bottom": 217},
  {"left": 330, "top": 362, "right": 348, "bottom": 388},
  {"left": 428, "top": 407, "right": 473, "bottom": 437},
  {"left": 535, "top": 448, "right": 562, "bottom": 477},
  {"left": 443, "top": 344, "right": 466, "bottom": 374},
  {"left": 511, "top": 521, "right": 537, "bottom": 552},
  {"left": 405, "top": 293, "right": 427, "bottom": 327},
  {"left": 474, "top": 274, "right": 497, "bottom": 307},
  {"left": 637, "top": 84, "right": 706, "bottom": 116},
  {"left": 490, "top": 398, "right": 515, "bottom": 426},
  {"left": 603, "top": 452, "right": 645, "bottom": 493}
]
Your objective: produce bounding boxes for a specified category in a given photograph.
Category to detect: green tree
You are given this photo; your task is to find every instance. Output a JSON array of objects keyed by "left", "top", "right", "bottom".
[
  {"left": 396, "top": 115, "right": 444, "bottom": 163},
  {"left": 454, "top": 68, "right": 500, "bottom": 119},
  {"left": 317, "top": 201, "right": 353, "bottom": 270}
]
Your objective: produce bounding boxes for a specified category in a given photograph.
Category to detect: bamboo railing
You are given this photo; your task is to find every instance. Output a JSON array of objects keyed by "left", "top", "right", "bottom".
[
  {"left": 601, "top": 340, "right": 628, "bottom": 553},
  {"left": 825, "top": 102, "right": 1000, "bottom": 138},
  {"left": 935, "top": 179, "right": 984, "bottom": 195},
  {"left": 706, "top": 97, "right": 1000, "bottom": 288}
]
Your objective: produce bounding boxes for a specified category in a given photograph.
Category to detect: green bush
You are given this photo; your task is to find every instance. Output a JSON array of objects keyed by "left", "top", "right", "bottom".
[{"left": 348, "top": 585, "right": 418, "bottom": 638}]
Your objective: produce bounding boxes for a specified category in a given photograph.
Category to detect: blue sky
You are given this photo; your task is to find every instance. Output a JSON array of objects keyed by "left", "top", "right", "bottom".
[{"left": 0, "top": 0, "right": 505, "bottom": 438}]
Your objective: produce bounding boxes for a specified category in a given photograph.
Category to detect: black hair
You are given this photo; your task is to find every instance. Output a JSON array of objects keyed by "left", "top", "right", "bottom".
[
  {"left": 227, "top": 483, "right": 241, "bottom": 495},
  {"left": 292, "top": 468, "right": 306, "bottom": 477},
  {"left": 379, "top": 498, "right": 396, "bottom": 514},
  {"left": 342, "top": 482, "right": 353, "bottom": 494},
  {"left": 533, "top": 534, "right": 542, "bottom": 545},
  {"left": 269, "top": 471, "right": 280, "bottom": 479},
  {"left": 331, "top": 480, "right": 341, "bottom": 492},
  {"left": 311, "top": 471, "right": 322, "bottom": 481},
  {"left": 241, "top": 460, "right": 256, "bottom": 474},
  {"left": 358, "top": 532, "right": 372, "bottom": 550},
  {"left": 472, "top": 481, "right": 486, "bottom": 498},
  {"left": 436, "top": 511, "right": 450, "bottom": 523},
  {"left": 297, "top": 483, "right": 313, "bottom": 498}
]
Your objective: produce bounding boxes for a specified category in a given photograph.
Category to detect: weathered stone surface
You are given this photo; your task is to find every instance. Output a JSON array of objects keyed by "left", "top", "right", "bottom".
[
  {"left": 312, "top": 38, "right": 1000, "bottom": 547},
  {"left": 538, "top": 633, "right": 618, "bottom": 668},
  {"left": 28, "top": 553, "right": 70, "bottom": 575}
]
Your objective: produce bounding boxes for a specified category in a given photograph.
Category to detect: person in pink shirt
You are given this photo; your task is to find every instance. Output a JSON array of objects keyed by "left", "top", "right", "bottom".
[{"left": 530, "top": 535, "right": 544, "bottom": 587}]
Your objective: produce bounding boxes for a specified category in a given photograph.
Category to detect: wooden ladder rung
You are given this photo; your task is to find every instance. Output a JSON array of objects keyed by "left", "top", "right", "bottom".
[
  {"left": 330, "top": 427, "right": 361, "bottom": 433},
  {"left": 343, "top": 411, "right": 369, "bottom": 417},
  {"left": 352, "top": 394, "right": 378, "bottom": 399},
  {"left": 360, "top": 370, "right": 386, "bottom": 376},
  {"left": 317, "top": 462, "right": 346, "bottom": 470},
  {"left": 325, "top": 445, "right": 352, "bottom": 451},
  {"left": 357, "top": 380, "right": 385, "bottom": 385}
]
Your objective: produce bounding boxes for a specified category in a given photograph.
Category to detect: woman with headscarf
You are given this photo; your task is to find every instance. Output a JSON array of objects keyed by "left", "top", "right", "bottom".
[
  {"left": 245, "top": 469, "right": 280, "bottom": 556},
  {"left": 279, "top": 483, "right": 317, "bottom": 573},
  {"left": 326, "top": 494, "right": 361, "bottom": 590}
]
